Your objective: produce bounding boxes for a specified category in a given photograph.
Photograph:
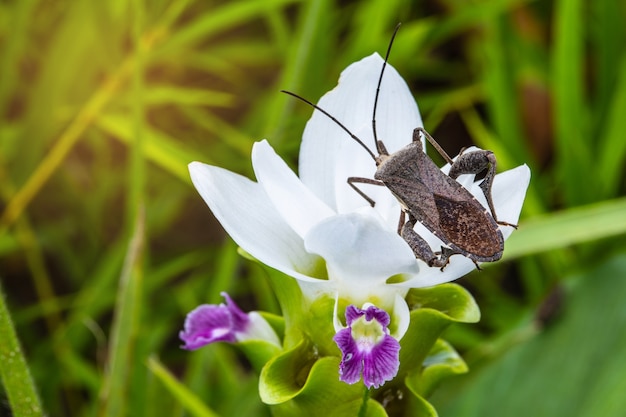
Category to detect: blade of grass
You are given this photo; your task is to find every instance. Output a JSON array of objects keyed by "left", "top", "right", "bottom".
[
  {"left": 503, "top": 197, "right": 626, "bottom": 260},
  {"left": 597, "top": 54, "right": 626, "bottom": 198},
  {"left": 144, "top": 86, "right": 235, "bottom": 107},
  {"left": 147, "top": 357, "right": 221, "bottom": 417},
  {"left": 95, "top": 113, "right": 200, "bottom": 182},
  {"left": 156, "top": 0, "right": 300, "bottom": 56},
  {"left": 480, "top": 14, "right": 533, "bottom": 167},
  {"left": 0, "top": 283, "right": 45, "bottom": 417},
  {"left": 262, "top": 0, "right": 332, "bottom": 143},
  {"left": 0, "top": 56, "right": 133, "bottom": 232},
  {"left": 99, "top": 6, "right": 147, "bottom": 413},
  {"left": 424, "top": 0, "right": 533, "bottom": 48},
  {"left": 97, "top": 209, "right": 145, "bottom": 417},
  {"left": 552, "top": 0, "right": 591, "bottom": 205}
]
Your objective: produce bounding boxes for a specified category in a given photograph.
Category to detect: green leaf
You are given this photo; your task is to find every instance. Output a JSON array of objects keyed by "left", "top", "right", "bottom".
[
  {"left": 238, "top": 339, "right": 282, "bottom": 374},
  {"left": 408, "top": 339, "right": 468, "bottom": 399},
  {"left": 406, "top": 283, "right": 481, "bottom": 324},
  {"left": 435, "top": 256, "right": 626, "bottom": 417}
]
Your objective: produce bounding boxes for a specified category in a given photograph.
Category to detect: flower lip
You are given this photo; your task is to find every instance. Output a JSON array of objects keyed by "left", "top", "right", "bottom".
[{"left": 333, "top": 304, "right": 400, "bottom": 389}]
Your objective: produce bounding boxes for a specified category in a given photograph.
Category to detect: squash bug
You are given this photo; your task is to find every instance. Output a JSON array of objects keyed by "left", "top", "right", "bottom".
[{"left": 282, "top": 24, "right": 516, "bottom": 270}]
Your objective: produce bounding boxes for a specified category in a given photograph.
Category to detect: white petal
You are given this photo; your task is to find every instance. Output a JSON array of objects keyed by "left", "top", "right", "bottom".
[
  {"left": 241, "top": 312, "right": 282, "bottom": 347},
  {"left": 390, "top": 293, "right": 410, "bottom": 340},
  {"left": 304, "top": 211, "right": 419, "bottom": 300},
  {"left": 251, "top": 140, "right": 335, "bottom": 238},
  {"left": 299, "top": 53, "right": 422, "bottom": 223},
  {"left": 333, "top": 293, "right": 344, "bottom": 333},
  {"left": 491, "top": 164, "right": 531, "bottom": 239},
  {"left": 189, "top": 162, "right": 321, "bottom": 283}
]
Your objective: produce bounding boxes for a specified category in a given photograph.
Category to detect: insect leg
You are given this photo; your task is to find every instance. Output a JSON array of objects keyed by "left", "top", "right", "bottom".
[
  {"left": 413, "top": 127, "right": 454, "bottom": 165},
  {"left": 437, "top": 247, "right": 482, "bottom": 271},
  {"left": 448, "top": 150, "right": 518, "bottom": 228},
  {"left": 397, "top": 210, "right": 406, "bottom": 234},
  {"left": 347, "top": 177, "right": 385, "bottom": 207},
  {"left": 402, "top": 214, "right": 456, "bottom": 270}
]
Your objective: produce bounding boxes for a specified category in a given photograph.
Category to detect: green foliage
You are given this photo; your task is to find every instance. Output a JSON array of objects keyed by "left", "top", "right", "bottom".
[
  {"left": 1, "top": 0, "right": 625, "bottom": 416},
  {"left": 434, "top": 256, "right": 626, "bottom": 417}
]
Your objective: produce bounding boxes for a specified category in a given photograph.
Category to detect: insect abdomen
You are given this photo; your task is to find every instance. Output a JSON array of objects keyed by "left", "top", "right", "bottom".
[{"left": 434, "top": 196, "right": 503, "bottom": 259}]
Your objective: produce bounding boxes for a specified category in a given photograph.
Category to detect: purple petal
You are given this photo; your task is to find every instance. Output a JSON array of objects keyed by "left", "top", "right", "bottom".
[
  {"left": 362, "top": 335, "right": 400, "bottom": 389},
  {"left": 333, "top": 328, "right": 363, "bottom": 385},
  {"left": 364, "top": 306, "right": 390, "bottom": 328},
  {"left": 344, "top": 305, "right": 363, "bottom": 326},
  {"left": 179, "top": 294, "right": 250, "bottom": 350},
  {"left": 221, "top": 292, "right": 249, "bottom": 332}
]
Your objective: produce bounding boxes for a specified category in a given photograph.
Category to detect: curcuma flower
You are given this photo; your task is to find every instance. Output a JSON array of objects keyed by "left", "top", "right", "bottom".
[{"left": 186, "top": 53, "right": 530, "bottom": 390}]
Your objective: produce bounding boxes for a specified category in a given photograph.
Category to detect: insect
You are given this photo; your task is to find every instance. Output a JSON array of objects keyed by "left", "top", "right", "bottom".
[{"left": 282, "top": 24, "right": 516, "bottom": 270}]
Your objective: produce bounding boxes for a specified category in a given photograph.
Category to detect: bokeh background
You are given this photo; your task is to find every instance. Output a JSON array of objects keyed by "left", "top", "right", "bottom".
[{"left": 1, "top": 0, "right": 626, "bottom": 416}]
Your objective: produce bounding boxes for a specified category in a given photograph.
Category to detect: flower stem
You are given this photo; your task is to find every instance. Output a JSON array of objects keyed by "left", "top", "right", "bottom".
[{"left": 358, "top": 386, "right": 370, "bottom": 417}]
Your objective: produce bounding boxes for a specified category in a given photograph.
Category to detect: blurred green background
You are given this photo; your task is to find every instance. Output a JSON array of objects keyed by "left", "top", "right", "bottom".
[{"left": 1, "top": 0, "right": 626, "bottom": 416}]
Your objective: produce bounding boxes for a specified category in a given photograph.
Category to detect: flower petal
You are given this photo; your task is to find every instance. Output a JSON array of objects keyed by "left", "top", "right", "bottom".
[
  {"left": 244, "top": 312, "right": 282, "bottom": 347},
  {"left": 333, "top": 327, "right": 362, "bottom": 384},
  {"left": 362, "top": 334, "right": 400, "bottom": 389},
  {"left": 304, "top": 211, "right": 418, "bottom": 302},
  {"left": 390, "top": 293, "right": 410, "bottom": 340},
  {"left": 252, "top": 140, "right": 335, "bottom": 238},
  {"left": 299, "top": 53, "right": 422, "bottom": 224},
  {"left": 179, "top": 303, "right": 240, "bottom": 349},
  {"left": 189, "top": 161, "right": 321, "bottom": 282},
  {"left": 489, "top": 164, "right": 531, "bottom": 239}
]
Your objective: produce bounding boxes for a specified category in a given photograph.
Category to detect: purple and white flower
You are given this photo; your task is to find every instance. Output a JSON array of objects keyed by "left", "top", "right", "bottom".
[
  {"left": 180, "top": 292, "right": 280, "bottom": 350},
  {"left": 334, "top": 304, "right": 400, "bottom": 389}
]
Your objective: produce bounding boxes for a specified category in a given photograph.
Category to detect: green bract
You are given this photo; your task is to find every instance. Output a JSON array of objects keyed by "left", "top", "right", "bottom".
[{"left": 249, "top": 268, "right": 480, "bottom": 416}]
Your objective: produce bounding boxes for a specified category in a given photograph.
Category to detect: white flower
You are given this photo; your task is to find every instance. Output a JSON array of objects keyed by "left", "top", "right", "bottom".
[{"left": 189, "top": 53, "right": 530, "bottom": 338}]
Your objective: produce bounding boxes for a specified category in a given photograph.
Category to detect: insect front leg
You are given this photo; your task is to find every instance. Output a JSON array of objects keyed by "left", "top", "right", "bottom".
[
  {"left": 347, "top": 177, "right": 385, "bottom": 207},
  {"left": 448, "top": 150, "right": 518, "bottom": 228}
]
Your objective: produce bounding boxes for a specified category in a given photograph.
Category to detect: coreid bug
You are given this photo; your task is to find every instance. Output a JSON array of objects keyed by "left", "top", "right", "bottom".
[{"left": 282, "top": 24, "right": 516, "bottom": 270}]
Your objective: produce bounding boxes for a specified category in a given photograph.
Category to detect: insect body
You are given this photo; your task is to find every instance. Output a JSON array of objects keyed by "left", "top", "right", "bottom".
[
  {"left": 370, "top": 128, "right": 511, "bottom": 269},
  {"left": 282, "top": 25, "right": 516, "bottom": 270}
]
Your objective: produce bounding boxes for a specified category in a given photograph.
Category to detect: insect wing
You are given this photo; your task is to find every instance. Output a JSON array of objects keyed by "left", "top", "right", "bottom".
[{"left": 433, "top": 193, "right": 503, "bottom": 259}]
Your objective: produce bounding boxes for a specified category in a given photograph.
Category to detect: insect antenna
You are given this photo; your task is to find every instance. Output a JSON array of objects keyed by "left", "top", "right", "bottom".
[
  {"left": 281, "top": 90, "right": 377, "bottom": 161},
  {"left": 372, "top": 23, "right": 402, "bottom": 155}
]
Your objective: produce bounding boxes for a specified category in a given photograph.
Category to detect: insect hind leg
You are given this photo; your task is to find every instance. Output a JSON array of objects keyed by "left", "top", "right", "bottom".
[
  {"left": 401, "top": 215, "right": 461, "bottom": 271},
  {"left": 448, "top": 150, "right": 518, "bottom": 228}
]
